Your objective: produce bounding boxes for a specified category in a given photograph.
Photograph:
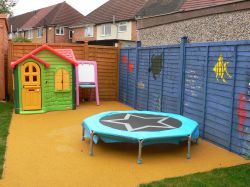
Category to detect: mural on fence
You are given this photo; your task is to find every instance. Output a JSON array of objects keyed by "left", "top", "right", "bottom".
[
  {"left": 149, "top": 53, "right": 163, "bottom": 80},
  {"left": 213, "top": 53, "right": 232, "bottom": 83},
  {"left": 120, "top": 39, "right": 250, "bottom": 158},
  {"left": 237, "top": 93, "right": 247, "bottom": 136},
  {"left": 128, "top": 63, "right": 134, "bottom": 73},
  {"left": 122, "top": 55, "right": 127, "bottom": 64}
]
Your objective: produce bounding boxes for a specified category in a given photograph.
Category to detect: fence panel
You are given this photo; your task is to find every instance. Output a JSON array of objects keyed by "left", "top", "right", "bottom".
[
  {"left": 162, "top": 46, "right": 181, "bottom": 113},
  {"left": 119, "top": 38, "right": 250, "bottom": 158}
]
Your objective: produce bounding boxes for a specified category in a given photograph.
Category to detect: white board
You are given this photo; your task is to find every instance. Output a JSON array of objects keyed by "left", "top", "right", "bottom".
[{"left": 78, "top": 63, "right": 95, "bottom": 83}]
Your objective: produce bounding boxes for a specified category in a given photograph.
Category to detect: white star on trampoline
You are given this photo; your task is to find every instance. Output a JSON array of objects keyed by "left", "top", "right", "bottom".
[{"left": 101, "top": 114, "right": 177, "bottom": 132}]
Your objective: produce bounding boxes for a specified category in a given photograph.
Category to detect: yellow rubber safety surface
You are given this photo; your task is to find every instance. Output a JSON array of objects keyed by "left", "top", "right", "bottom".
[{"left": 0, "top": 102, "right": 249, "bottom": 187}]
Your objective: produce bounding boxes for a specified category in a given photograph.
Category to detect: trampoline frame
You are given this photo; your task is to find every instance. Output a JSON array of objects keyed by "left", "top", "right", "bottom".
[{"left": 82, "top": 128, "right": 198, "bottom": 164}]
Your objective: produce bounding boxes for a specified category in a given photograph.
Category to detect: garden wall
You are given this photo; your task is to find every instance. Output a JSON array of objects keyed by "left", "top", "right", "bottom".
[
  {"left": 119, "top": 37, "right": 250, "bottom": 158},
  {"left": 8, "top": 42, "right": 119, "bottom": 101},
  {"left": 0, "top": 14, "right": 8, "bottom": 100}
]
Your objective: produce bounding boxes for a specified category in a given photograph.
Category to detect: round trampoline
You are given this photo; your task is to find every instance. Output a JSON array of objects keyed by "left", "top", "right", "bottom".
[{"left": 82, "top": 111, "right": 199, "bottom": 164}]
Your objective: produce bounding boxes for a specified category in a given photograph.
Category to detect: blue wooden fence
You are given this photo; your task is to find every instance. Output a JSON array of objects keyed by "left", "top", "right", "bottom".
[{"left": 119, "top": 37, "right": 250, "bottom": 158}]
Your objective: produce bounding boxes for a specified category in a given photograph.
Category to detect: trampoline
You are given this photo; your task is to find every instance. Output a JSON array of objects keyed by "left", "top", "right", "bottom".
[{"left": 82, "top": 111, "right": 199, "bottom": 164}]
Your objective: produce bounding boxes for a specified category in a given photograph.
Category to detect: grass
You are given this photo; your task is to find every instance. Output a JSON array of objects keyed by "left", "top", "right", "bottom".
[
  {"left": 0, "top": 102, "right": 13, "bottom": 178},
  {"left": 140, "top": 164, "right": 250, "bottom": 187}
]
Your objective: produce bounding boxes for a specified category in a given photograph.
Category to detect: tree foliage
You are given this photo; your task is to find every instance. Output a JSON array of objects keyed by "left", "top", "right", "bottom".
[
  {"left": 12, "top": 36, "right": 31, "bottom": 43},
  {"left": 0, "top": 0, "right": 17, "bottom": 16}
]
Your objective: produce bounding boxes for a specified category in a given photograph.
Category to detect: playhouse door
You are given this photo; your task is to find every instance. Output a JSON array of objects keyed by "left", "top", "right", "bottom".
[{"left": 21, "top": 62, "right": 41, "bottom": 110}]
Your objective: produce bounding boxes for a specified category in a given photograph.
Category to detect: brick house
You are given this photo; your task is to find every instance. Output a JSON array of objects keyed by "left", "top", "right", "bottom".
[
  {"left": 71, "top": 0, "right": 146, "bottom": 47},
  {"left": 8, "top": 2, "right": 84, "bottom": 43},
  {"left": 136, "top": 0, "right": 250, "bottom": 46},
  {"left": 0, "top": 14, "right": 8, "bottom": 100}
]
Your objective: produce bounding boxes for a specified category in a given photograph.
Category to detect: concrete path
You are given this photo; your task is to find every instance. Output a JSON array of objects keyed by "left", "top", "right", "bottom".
[{"left": 0, "top": 102, "right": 249, "bottom": 187}]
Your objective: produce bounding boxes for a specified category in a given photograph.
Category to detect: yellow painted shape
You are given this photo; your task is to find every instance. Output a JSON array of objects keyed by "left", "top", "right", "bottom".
[
  {"left": 213, "top": 54, "right": 232, "bottom": 83},
  {"left": 1, "top": 102, "right": 249, "bottom": 187},
  {"left": 55, "top": 68, "right": 70, "bottom": 91},
  {"left": 21, "top": 62, "right": 41, "bottom": 110}
]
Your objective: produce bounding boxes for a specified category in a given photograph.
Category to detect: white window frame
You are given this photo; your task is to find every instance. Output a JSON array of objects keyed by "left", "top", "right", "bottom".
[
  {"left": 27, "top": 29, "right": 33, "bottom": 39},
  {"left": 118, "top": 22, "right": 127, "bottom": 32},
  {"left": 85, "top": 26, "right": 94, "bottom": 37},
  {"left": 37, "top": 27, "right": 43, "bottom": 38},
  {"left": 69, "top": 30, "right": 73, "bottom": 39},
  {"left": 101, "top": 24, "right": 111, "bottom": 36},
  {"left": 55, "top": 27, "right": 64, "bottom": 35}
]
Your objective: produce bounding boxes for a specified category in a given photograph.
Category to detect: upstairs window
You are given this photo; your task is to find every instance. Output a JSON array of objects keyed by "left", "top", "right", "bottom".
[
  {"left": 27, "top": 29, "right": 33, "bottom": 39},
  {"left": 118, "top": 22, "right": 127, "bottom": 32},
  {"left": 37, "top": 27, "right": 43, "bottom": 38},
  {"left": 55, "top": 68, "right": 70, "bottom": 91},
  {"left": 101, "top": 24, "right": 111, "bottom": 36},
  {"left": 85, "top": 26, "right": 93, "bottom": 37},
  {"left": 55, "top": 27, "right": 64, "bottom": 35},
  {"left": 69, "top": 30, "right": 73, "bottom": 39}
]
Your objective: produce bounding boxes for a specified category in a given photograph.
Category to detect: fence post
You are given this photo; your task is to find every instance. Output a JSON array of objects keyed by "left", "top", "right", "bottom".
[
  {"left": 134, "top": 41, "right": 141, "bottom": 109},
  {"left": 201, "top": 46, "right": 209, "bottom": 138},
  {"left": 84, "top": 42, "right": 89, "bottom": 60},
  {"left": 178, "top": 36, "right": 188, "bottom": 115},
  {"left": 229, "top": 46, "right": 238, "bottom": 150}
]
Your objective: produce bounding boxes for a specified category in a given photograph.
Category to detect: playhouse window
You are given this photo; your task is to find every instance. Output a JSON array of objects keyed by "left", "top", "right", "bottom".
[{"left": 55, "top": 68, "right": 70, "bottom": 91}]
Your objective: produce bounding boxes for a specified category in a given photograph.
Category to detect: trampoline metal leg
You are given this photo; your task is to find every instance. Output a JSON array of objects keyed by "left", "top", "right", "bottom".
[
  {"left": 89, "top": 131, "right": 94, "bottom": 156},
  {"left": 187, "top": 135, "right": 191, "bottom": 159},
  {"left": 82, "top": 127, "right": 85, "bottom": 141},
  {"left": 137, "top": 140, "right": 144, "bottom": 164}
]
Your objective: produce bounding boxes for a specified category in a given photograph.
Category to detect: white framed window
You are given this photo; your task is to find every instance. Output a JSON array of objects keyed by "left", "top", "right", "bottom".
[
  {"left": 69, "top": 30, "right": 73, "bottom": 39},
  {"left": 101, "top": 24, "right": 111, "bottom": 36},
  {"left": 55, "top": 27, "right": 64, "bottom": 35},
  {"left": 85, "top": 26, "right": 93, "bottom": 37},
  {"left": 37, "top": 27, "right": 43, "bottom": 38},
  {"left": 27, "top": 29, "right": 33, "bottom": 39},
  {"left": 118, "top": 22, "right": 127, "bottom": 32}
]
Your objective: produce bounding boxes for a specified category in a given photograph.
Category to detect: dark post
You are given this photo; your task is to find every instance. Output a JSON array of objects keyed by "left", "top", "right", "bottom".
[
  {"left": 134, "top": 41, "right": 141, "bottom": 109},
  {"left": 178, "top": 36, "right": 188, "bottom": 115}
]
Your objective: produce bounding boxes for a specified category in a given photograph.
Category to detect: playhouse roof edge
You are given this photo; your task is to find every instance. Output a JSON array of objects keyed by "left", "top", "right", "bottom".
[{"left": 11, "top": 44, "right": 78, "bottom": 69}]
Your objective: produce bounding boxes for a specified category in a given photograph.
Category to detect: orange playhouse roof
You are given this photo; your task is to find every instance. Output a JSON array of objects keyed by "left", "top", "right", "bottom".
[{"left": 11, "top": 44, "right": 78, "bottom": 69}]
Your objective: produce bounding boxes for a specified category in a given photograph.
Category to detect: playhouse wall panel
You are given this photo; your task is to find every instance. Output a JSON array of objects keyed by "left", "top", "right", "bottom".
[{"left": 36, "top": 50, "right": 74, "bottom": 111}]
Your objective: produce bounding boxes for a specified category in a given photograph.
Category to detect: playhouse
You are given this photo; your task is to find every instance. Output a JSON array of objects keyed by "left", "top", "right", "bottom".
[{"left": 11, "top": 44, "right": 78, "bottom": 114}]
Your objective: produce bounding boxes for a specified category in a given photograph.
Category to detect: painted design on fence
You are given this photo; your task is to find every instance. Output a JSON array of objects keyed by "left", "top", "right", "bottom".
[
  {"left": 213, "top": 53, "right": 232, "bottom": 83},
  {"left": 122, "top": 55, "right": 127, "bottom": 64},
  {"left": 137, "top": 81, "right": 145, "bottom": 89},
  {"left": 128, "top": 63, "right": 134, "bottom": 73},
  {"left": 237, "top": 93, "right": 247, "bottom": 136},
  {"left": 149, "top": 54, "right": 163, "bottom": 80}
]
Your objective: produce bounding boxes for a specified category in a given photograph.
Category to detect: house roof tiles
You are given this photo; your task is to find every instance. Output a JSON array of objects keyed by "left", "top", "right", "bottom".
[
  {"left": 136, "top": 0, "right": 246, "bottom": 18},
  {"left": 8, "top": 2, "right": 84, "bottom": 32},
  {"left": 76, "top": 0, "right": 146, "bottom": 25}
]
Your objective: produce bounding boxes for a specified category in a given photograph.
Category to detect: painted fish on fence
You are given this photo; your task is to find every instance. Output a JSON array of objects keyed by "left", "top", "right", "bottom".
[
  {"left": 149, "top": 54, "right": 163, "bottom": 80},
  {"left": 213, "top": 54, "right": 232, "bottom": 83}
]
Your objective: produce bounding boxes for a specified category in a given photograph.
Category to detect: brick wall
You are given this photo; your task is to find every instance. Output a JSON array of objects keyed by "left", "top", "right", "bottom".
[
  {"left": 138, "top": 9, "right": 250, "bottom": 46},
  {"left": 0, "top": 14, "right": 8, "bottom": 100},
  {"left": 72, "top": 27, "right": 97, "bottom": 43},
  {"left": 22, "top": 27, "right": 72, "bottom": 43}
]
